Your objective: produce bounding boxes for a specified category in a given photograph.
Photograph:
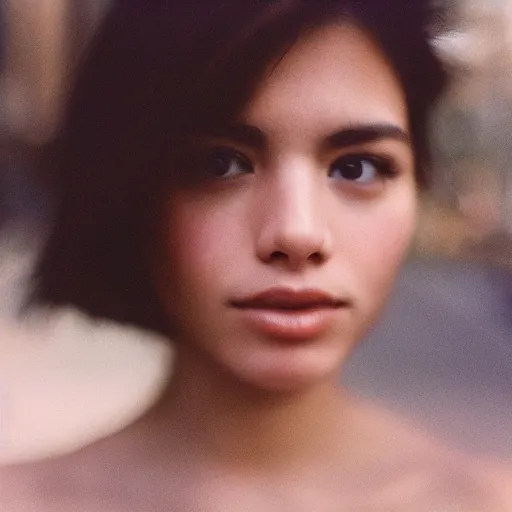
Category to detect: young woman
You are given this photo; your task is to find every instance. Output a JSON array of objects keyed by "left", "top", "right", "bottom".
[{"left": 1, "top": 0, "right": 511, "bottom": 509}]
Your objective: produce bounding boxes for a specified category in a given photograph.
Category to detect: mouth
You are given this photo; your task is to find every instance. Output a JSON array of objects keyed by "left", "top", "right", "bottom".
[
  {"left": 229, "top": 288, "right": 351, "bottom": 341},
  {"left": 230, "top": 288, "right": 349, "bottom": 309}
]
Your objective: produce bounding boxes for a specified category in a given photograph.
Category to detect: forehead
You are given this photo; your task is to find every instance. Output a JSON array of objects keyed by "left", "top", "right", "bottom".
[{"left": 240, "top": 23, "right": 409, "bottom": 136}]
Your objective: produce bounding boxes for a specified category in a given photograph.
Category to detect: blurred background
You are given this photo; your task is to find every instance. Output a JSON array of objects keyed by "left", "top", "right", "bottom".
[{"left": 0, "top": 0, "right": 511, "bottom": 465}]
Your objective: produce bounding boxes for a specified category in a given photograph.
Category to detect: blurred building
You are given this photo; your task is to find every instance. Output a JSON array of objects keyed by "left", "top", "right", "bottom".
[
  {"left": 0, "top": 0, "right": 110, "bottom": 145},
  {"left": 434, "top": 0, "right": 512, "bottom": 246},
  {"left": 0, "top": 0, "right": 110, "bottom": 224}
]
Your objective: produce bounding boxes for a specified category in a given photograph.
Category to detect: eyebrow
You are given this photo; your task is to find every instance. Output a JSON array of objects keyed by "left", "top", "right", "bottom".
[
  {"left": 325, "top": 124, "right": 411, "bottom": 149},
  {"left": 207, "top": 122, "right": 410, "bottom": 150}
]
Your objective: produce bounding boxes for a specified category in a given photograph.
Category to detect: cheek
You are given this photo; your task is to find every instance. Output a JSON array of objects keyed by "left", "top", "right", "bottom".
[
  {"left": 161, "top": 196, "right": 245, "bottom": 290},
  {"left": 369, "top": 205, "right": 416, "bottom": 264},
  {"left": 339, "top": 191, "right": 417, "bottom": 306}
]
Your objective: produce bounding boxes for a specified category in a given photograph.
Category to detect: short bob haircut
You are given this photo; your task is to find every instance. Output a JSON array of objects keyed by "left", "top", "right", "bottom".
[{"left": 31, "top": 0, "right": 449, "bottom": 335}]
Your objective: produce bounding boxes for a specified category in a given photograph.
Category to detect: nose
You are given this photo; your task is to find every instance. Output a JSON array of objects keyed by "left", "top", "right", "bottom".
[{"left": 255, "top": 168, "right": 332, "bottom": 270}]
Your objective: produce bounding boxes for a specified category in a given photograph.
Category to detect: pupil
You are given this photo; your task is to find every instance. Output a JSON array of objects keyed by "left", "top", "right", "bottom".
[
  {"left": 342, "top": 162, "right": 363, "bottom": 180},
  {"left": 212, "top": 154, "right": 231, "bottom": 176}
]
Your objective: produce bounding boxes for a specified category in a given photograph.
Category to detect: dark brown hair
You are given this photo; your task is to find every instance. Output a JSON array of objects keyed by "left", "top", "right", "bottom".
[{"left": 30, "top": 0, "right": 449, "bottom": 334}]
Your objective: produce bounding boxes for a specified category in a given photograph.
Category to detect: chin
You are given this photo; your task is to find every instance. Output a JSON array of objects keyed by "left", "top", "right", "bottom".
[
  {"left": 229, "top": 343, "right": 348, "bottom": 393},
  {"left": 242, "top": 372, "right": 331, "bottom": 394}
]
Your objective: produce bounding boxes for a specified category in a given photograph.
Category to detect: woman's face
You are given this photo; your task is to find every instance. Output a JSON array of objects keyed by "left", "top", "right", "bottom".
[{"left": 157, "top": 23, "right": 416, "bottom": 391}]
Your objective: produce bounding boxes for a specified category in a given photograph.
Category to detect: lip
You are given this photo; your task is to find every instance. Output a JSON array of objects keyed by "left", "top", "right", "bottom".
[{"left": 230, "top": 288, "right": 350, "bottom": 341}]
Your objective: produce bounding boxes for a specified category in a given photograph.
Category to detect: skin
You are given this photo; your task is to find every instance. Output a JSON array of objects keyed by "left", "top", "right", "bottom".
[
  {"left": 1, "top": 22, "right": 511, "bottom": 512},
  {"left": 158, "top": 22, "right": 416, "bottom": 393}
]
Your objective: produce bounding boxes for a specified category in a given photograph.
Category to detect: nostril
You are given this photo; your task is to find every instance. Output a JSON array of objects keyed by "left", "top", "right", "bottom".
[
  {"left": 267, "top": 250, "right": 325, "bottom": 266},
  {"left": 309, "top": 252, "right": 324, "bottom": 265},
  {"left": 269, "top": 251, "right": 288, "bottom": 262}
]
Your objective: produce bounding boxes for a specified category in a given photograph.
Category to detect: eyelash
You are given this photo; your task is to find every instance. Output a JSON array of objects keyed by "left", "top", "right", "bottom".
[
  {"left": 329, "top": 153, "right": 399, "bottom": 180},
  {"left": 195, "top": 146, "right": 253, "bottom": 179},
  {"left": 196, "top": 146, "right": 399, "bottom": 183}
]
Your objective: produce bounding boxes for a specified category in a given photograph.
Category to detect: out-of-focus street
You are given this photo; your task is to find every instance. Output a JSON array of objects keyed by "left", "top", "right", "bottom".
[{"left": 345, "top": 257, "right": 512, "bottom": 459}]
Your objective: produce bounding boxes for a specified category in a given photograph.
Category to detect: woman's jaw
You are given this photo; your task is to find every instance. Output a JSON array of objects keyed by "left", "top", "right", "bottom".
[{"left": 155, "top": 22, "right": 416, "bottom": 394}]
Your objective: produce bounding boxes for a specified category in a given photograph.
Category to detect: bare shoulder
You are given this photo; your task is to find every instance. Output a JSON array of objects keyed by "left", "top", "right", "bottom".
[
  {"left": 395, "top": 434, "right": 512, "bottom": 509},
  {"left": 473, "top": 460, "right": 512, "bottom": 509},
  {"left": 0, "top": 432, "right": 152, "bottom": 512},
  {"left": 0, "top": 448, "right": 124, "bottom": 512},
  {"left": 0, "top": 457, "right": 68, "bottom": 512},
  {"left": 352, "top": 399, "right": 512, "bottom": 511},
  {"left": 0, "top": 425, "right": 187, "bottom": 512},
  {"left": 407, "top": 452, "right": 512, "bottom": 511}
]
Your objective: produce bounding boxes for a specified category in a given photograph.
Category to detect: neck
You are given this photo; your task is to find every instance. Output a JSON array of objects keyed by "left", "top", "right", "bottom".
[{"left": 146, "top": 344, "right": 357, "bottom": 473}]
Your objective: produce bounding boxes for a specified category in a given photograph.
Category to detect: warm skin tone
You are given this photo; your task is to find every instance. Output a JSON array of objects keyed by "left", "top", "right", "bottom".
[
  {"left": 1, "top": 22, "right": 511, "bottom": 512},
  {"left": 159, "top": 22, "right": 416, "bottom": 394}
]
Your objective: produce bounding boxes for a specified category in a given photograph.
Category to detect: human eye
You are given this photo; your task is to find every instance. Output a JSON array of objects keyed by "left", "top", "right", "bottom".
[
  {"left": 328, "top": 154, "right": 397, "bottom": 185},
  {"left": 198, "top": 146, "right": 253, "bottom": 179}
]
